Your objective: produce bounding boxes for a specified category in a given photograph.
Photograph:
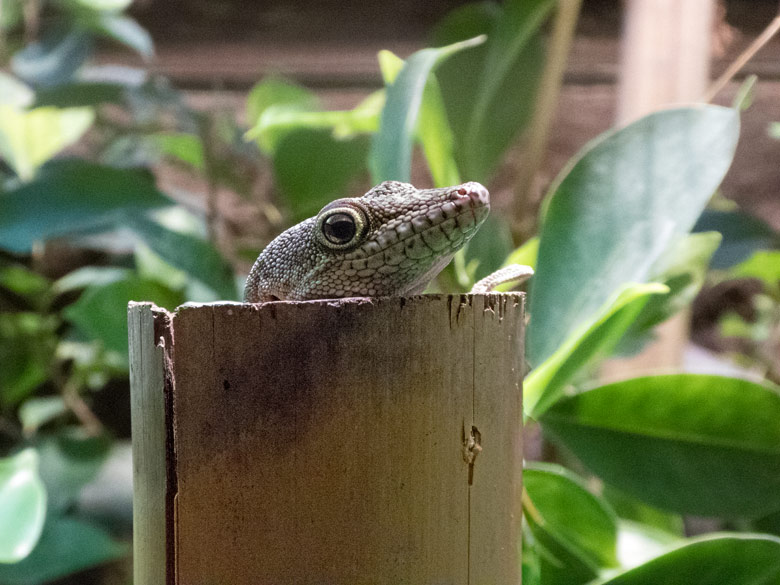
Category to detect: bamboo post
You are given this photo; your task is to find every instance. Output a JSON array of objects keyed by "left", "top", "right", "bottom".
[{"left": 129, "top": 294, "right": 524, "bottom": 585}]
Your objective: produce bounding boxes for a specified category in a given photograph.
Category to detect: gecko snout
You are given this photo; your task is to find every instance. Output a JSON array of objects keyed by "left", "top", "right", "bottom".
[{"left": 451, "top": 182, "right": 490, "bottom": 209}]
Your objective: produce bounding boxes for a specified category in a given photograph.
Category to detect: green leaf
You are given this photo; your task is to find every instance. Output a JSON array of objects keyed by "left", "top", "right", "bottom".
[
  {"left": 273, "top": 130, "right": 370, "bottom": 222},
  {"left": 71, "top": 0, "right": 133, "bottom": 11},
  {"left": 377, "top": 49, "right": 460, "bottom": 187},
  {"left": 148, "top": 132, "right": 205, "bottom": 169},
  {"left": 694, "top": 209, "right": 778, "bottom": 269},
  {"left": 615, "top": 520, "right": 680, "bottom": 570},
  {"left": 248, "top": 95, "right": 382, "bottom": 153},
  {"left": 245, "top": 78, "right": 320, "bottom": 152},
  {"left": 504, "top": 236, "right": 539, "bottom": 269},
  {"left": 433, "top": 0, "right": 551, "bottom": 181},
  {"left": 19, "top": 397, "right": 68, "bottom": 435},
  {"left": 0, "top": 73, "right": 34, "bottom": 108},
  {"left": 604, "top": 486, "right": 684, "bottom": 537},
  {"left": 0, "top": 265, "right": 50, "bottom": 299},
  {"left": 417, "top": 73, "right": 460, "bottom": 187},
  {"left": 731, "top": 250, "right": 780, "bottom": 295},
  {"left": 88, "top": 13, "right": 154, "bottom": 58},
  {"left": 53, "top": 267, "right": 132, "bottom": 294},
  {"left": 246, "top": 78, "right": 319, "bottom": 128},
  {"left": 0, "top": 313, "right": 57, "bottom": 406},
  {"left": 525, "top": 283, "right": 669, "bottom": 418},
  {"left": 34, "top": 82, "right": 126, "bottom": 108},
  {"left": 11, "top": 28, "right": 93, "bottom": 87},
  {"left": 528, "top": 106, "right": 740, "bottom": 367},
  {"left": 126, "top": 213, "right": 238, "bottom": 300},
  {"left": 369, "top": 35, "right": 485, "bottom": 183},
  {"left": 617, "top": 232, "right": 722, "bottom": 354},
  {"left": 462, "top": 214, "right": 514, "bottom": 282},
  {"left": 733, "top": 75, "right": 758, "bottom": 111},
  {"left": 525, "top": 463, "right": 618, "bottom": 569},
  {"left": 63, "top": 275, "right": 183, "bottom": 355},
  {"left": 541, "top": 374, "right": 780, "bottom": 517},
  {"left": 0, "top": 105, "right": 94, "bottom": 180},
  {"left": 769, "top": 122, "right": 780, "bottom": 140},
  {"left": 0, "top": 0, "right": 23, "bottom": 30},
  {"left": 472, "top": 233, "right": 536, "bottom": 293},
  {"left": 0, "top": 515, "right": 127, "bottom": 584},
  {"left": 0, "top": 449, "right": 47, "bottom": 563},
  {"left": 593, "top": 534, "right": 780, "bottom": 585},
  {"left": 34, "top": 429, "right": 112, "bottom": 514},
  {"left": 753, "top": 510, "right": 780, "bottom": 538},
  {"left": 0, "top": 160, "right": 172, "bottom": 252}
]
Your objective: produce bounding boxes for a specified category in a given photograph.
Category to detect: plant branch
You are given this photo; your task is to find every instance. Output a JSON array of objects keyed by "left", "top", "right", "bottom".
[
  {"left": 511, "top": 0, "right": 583, "bottom": 240},
  {"left": 704, "top": 13, "right": 780, "bottom": 102}
]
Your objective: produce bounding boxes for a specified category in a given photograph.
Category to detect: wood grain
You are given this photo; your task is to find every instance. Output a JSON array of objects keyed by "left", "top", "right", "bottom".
[
  {"left": 128, "top": 302, "right": 170, "bottom": 585},
  {"left": 129, "top": 294, "right": 524, "bottom": 584}
]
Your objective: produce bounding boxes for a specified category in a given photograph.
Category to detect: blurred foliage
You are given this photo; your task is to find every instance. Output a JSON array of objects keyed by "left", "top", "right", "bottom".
[{"left": 1, "top": 0, "right": 780, "bottom": 584}]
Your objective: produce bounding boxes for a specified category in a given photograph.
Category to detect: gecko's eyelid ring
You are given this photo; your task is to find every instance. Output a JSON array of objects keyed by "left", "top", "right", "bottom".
[{"left": 314, "top": 204, "right": 368, "bottom": 250}]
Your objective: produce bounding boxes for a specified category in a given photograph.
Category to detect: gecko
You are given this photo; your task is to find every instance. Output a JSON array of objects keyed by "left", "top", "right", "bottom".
[{"left": 244, "top": 180, "right": 532, "bottom": 302}]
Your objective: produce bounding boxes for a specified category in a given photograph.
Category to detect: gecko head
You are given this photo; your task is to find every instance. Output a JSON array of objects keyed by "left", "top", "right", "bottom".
[
  {"left": 245, "top": 181, "right": 491, "bottom": 301},
  {"left": 312, "top": 180, "right": 490, "bottom": 254}
]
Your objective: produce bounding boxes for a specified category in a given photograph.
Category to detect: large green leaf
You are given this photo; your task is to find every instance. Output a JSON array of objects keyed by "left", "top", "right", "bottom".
[
  {"left": 525, "top": 283, "right": 669, "bottom": 418},
  {"left": 0, "top": 105, "right": 94, "bottom": 180},
  {"left": 433, "top": 0, "right": 551, "bottom": 182},
  {"left": 0, "top": 449, "right": 47, "bottom": 563},
  {"left": 369, "top": 35, "right": 485, "bottom": 183},
  {"left": 0, "top": 516, "right": 127, "bottom": 584},
  {"left": 528, "top": 106, "right": 740, "bottom": 367},
  {"left": 0, "top": 160, "right": 172, "bottom": 252},
  {"left": 541, "top": 374, "right": 780, "bottom": 517},
  {"left": 525, "top": 463, "right": 618, "bottom": 570},
  {"left": 594, "top": 534, "right": 780, "bottom": 585}
]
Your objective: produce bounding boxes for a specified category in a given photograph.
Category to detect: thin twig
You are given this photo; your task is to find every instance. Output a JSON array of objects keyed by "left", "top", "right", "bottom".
[
  {"left": 703, "top": 13, "right": 780, "bottom": 102},
  {"left": 198, "top": 115, "right": 221, "bottom": 244},
  {"left": 49, "top": 360, "right": 104, "bottom": 437},
  {"left": 512, "top": 0, "right": 583, "bottom": 240},
  {"left": 61, "top": 381, "right": 104, "bottom": 437}
]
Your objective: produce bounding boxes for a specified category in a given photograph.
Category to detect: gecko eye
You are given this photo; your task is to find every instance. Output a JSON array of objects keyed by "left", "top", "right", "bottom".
[{"left": 315, "top": 204, "right": 368, "bottom": 250}]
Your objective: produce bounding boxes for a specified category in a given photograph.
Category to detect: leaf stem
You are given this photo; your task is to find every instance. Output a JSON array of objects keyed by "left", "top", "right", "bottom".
[{"left": 704, "top": 13, "right": 780, "bottom": 102}]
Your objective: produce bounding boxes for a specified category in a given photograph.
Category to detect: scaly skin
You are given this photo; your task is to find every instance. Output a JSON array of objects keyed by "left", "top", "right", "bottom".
[{"left": 244, "top": 180, "right": 490, "bottom": 302}]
